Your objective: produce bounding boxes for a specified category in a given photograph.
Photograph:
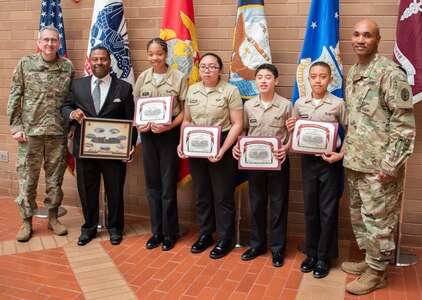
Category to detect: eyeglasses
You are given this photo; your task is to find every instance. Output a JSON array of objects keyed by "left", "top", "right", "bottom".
[
  {"left": 199, "top": 65, "right": 219, "bottom": 72},
  {"left": 41, "top": 38, "right": 59, "bottom": 44}
]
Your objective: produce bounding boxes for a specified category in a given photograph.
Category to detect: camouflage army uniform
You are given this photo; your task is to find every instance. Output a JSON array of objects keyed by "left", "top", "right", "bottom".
[
  {"left": 7, "top": 53, "right": 74, "bottom": 219},
  {"left": 344, "top": 54, "right": 415, "bottom": 271}
]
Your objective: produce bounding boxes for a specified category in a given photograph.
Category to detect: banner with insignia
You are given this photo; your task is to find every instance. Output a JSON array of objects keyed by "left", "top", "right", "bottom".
[
  {"left": 393, "top": 0, "right": 422, "bottom": 104},
  {"left": 84, "top": 0, "right": 134, "bottom": 85},
  {"left": 229, "top": 0, "right": 272, "bottom": 101},
  {"left": 292, "top": 0, "right": 343, "bottom": 104},
  {"left": 160, "top": 0, "right": 200, "bottom": 186},
  {"left": 160, "top": 0, "right": 200, "bottom": 86}
]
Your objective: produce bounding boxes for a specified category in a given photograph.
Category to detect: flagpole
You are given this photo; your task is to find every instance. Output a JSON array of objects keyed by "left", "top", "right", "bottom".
[{"left": 392, "top": 162, "right": 418, "bottom": 266}]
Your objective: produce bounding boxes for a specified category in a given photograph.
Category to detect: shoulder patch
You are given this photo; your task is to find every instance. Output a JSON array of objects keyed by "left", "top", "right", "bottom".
[{"left": 401, "top": 88, "right": 410, "bottom": 101}]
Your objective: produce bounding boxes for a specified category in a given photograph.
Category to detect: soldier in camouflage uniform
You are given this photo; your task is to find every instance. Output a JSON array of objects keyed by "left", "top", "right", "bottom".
[
  {"left": 7, "top": 26, "right": 74, "bottom": 242},
  {"left": 341, "top": 19, "right": 415, "bottom": 295}
]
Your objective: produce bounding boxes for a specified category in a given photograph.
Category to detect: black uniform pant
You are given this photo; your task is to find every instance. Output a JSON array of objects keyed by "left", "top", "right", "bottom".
[
  {"left": 141, "top": 125, "right": 180, "bottom": 236},
  {"left": 248, "top": 156, "right": 290, "bottom": 253},
  {"left": 76, "top": 158, "right": 126, "bottom": 236},
  {"left": 188, "top": 136, "right": 236, "bottom": 240},
  {"left": 302, "top": 154, "right": 341, "bottom": 260}
]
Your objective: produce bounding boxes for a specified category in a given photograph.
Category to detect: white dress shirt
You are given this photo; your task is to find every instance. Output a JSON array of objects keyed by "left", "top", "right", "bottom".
[{"left": 91, "top": 74, "right": 112, "bottom": 110}]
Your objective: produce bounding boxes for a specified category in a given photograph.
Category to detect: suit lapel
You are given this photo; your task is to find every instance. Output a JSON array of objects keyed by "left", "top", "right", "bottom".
[{"left": 83, "top": 76, "right": 97, "bottom": 116}]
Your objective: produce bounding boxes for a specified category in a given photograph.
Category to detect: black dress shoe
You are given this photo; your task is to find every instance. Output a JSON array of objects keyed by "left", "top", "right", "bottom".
[
  {"left": 300, "top": 256, "right": 318, "bottom": 273},
  {"left": 313, "top": 259, "right": 330, "bottom": 279},
  {"left": 191, "top": 234, "right": 214, "bottom": 253},
  {"left": 77, "top": 234, "right": 94, "bottom": 246},
  {"left": 272, "top": 252, "right": 285, "bottom": 267},
  {"left": 209, "top": 239, "right": 234, "bottom": 259},
  {"left": 110, "top": 234, "right": 122, "bottom": 245},
  {"left": 162, "top": 235, "right": 177, "bottom": 251},
  {"left": 241, "top": 248, "right": 266, "bottom": 261},
  {"left": 146, "top": 234, "right": 164, "bottom": 249}
]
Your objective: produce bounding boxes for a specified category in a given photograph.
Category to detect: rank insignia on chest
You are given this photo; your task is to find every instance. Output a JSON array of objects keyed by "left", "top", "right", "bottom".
[
  {"left": 250, "top": 118, "right": 257, "bottom": 124},
  {"left": 142, "top": 91, "right": 151, "bottom": 97},
  {"left": 274, "top": 116, "right": 281, "bottom": 120}
]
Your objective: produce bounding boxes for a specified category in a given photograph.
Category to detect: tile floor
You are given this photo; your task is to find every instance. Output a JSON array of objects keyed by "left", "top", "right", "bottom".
[{"left": 0, "top": 197, "right": 421, "bottom": 299}]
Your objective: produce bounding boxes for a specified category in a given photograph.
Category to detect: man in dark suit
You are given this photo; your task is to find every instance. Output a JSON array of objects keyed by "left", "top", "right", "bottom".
[{"left": 61, "top": 46, "right": 136, "bottom": 246}]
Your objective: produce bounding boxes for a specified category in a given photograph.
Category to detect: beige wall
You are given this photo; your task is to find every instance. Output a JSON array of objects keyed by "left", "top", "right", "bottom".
[{"left": 1, "top": 0, "right": 421, "bottom": 246}]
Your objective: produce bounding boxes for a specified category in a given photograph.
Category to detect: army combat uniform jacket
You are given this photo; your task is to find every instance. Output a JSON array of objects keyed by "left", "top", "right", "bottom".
[
  {"left": 344, "top": 54, "right": 415, "bottom": 177},
  {"left": 8, "top": 53, "right": 74, "bottom": 136}
]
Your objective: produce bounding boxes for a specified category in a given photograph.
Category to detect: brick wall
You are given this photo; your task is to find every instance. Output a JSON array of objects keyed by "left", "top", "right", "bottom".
[{"left": 1, "top": 0, "right": 421, "bottom": 246}]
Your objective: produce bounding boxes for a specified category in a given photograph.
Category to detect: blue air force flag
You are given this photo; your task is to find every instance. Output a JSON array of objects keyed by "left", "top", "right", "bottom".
[
  {"left": 84, "top": 0, "right": 134, "bottom": 85},
  {"left": 292, "top": 0, "right": 343, "bottom": 104},
  {"left": 38, "top": 0, "right": 67, "bottom": 57},
  {"left": 229, "top": 0, "right": 272, "bottom": 101}
]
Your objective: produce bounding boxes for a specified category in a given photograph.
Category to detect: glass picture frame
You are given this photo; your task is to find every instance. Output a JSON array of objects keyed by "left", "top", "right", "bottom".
[
  {"left": 238, "top": 136, "right": 282, "bottom": 170},
  {"left": 80, "top": 117, "right": 133, "bottom": 160},
  {"left": 133, "top": 96, "right": 173, "bottom": 125},
  {"left": 182, "top": 125, "right": 222, "bottom": 158},
  {"left": 289, "top": 119, "right": 338, "bottom": 154}
]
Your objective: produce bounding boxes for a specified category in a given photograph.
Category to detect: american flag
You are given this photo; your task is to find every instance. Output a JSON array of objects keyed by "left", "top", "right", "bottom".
[{"left": 38, "top": 0, "right": 68, "bottom": 57}]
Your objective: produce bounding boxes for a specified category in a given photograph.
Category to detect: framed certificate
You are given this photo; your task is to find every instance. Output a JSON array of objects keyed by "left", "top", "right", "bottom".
[
  {"left": 238, "top": 136, "right": 282, "bottom": 170},
  {"left": 134, "top": 96, "right": 173, "bottom": 125},
  {"left": 290, "top": 119, "right": 338, "bottom": 154},
  {"left": 80, "top": 117, "right": 133, "bottom": 160},
  {"left": 182, "top": 125, "right": 221, "bottom": 158}
]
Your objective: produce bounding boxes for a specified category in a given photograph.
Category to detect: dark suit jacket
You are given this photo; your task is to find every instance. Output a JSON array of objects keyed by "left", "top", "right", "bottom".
[{"left": 61, "top": 76, "right": 137, "bottom": 159}]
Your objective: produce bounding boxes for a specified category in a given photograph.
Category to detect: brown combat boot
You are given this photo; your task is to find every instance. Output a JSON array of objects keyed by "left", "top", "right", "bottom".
[
  {"left": 346, "top": 266, "right": 387, "bottom": 295},
  {"left": 341, "top": 260, "right": 369, "bottom": 275},
  {"left": 48, "top": 208, "right": 68, "bottom": 236},
  {"left": 16, "top": 217, "right": 33, "bottom": 242}
]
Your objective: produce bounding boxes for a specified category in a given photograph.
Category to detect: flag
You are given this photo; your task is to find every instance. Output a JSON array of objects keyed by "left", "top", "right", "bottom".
[
  {"left": 393, "top": 0, "right": 422, "bottom": 104},
  {"left": 39, "top": 0, "right": 75, "bottom": 175},
  {"left": 229, "top": 0, "right": 272, "bottom": 102},
  {"left": 160, "top": 0, "right": 200, "bottom": 86},
  {"left": 160, "top": 0, "right": 200, "bottom": 186},
  {"left": 38, "top": 0, "right": 67, "bottom": 57},
  {"left": 229, "top": 0, "right": 272, "bottom": 189},
  {"left": 292, "top": 0, "right": 343, "bottom": 104},
  {"left": 85, "top": 0, "right": 135, "bottom": 86},
  {"left": 293, "top": 0, "right": 344, "bottom": 199}
]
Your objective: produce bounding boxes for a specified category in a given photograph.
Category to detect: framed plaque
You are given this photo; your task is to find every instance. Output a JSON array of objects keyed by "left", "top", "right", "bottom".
[
  {"left": 182, "top": 125, "right": 221, "bottom": 158},
  {"left": 134, "top": 96, "right": 173, "bottom": 125},
  {"left": 80, "top": 117, "right": 133, "bottom": 160},
  {"left": 289, "top": 119, "right": 338, "bottom": 154},
  {"left": 238, "top": 136, "right": 282, "bottom": 170}
]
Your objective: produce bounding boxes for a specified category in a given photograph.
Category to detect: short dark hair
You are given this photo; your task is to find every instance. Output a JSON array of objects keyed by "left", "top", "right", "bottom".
[
  {"left": 255, "top": 63, "right": 279, "bottom": 78},
  {"left": 309, "top": 61, "right": 332, "bottom": 76},
  {"left": 90, "top": 45, "right": 111, "bottom": 59},
  {"left": 147, "top": 38, "right": 168, "bottom": 53},
  {"left": 199, "top": 53, "right": 223, "bottom": 70}
]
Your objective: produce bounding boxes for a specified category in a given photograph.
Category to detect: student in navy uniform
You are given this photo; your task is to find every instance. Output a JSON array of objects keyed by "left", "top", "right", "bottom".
[
  {"left": 233, "top": 64, "right": 291, "bottom": 267},
  {"left": 177, "top": 53, "right": 243, "bottom": 259},
  {"left": 134, "top": 38, "right": 188, "bottom": 251},
  {"left": 286, "top": 61, "right": 347, "bottom": 278}
]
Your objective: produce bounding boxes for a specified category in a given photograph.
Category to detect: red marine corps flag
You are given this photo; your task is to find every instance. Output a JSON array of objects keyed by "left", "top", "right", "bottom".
[
  {"left": 393, "top": 0, "right": 422, "bottom": 104},
  {"left": 160, "top": 0, "right": 200, "bottom": 186}
]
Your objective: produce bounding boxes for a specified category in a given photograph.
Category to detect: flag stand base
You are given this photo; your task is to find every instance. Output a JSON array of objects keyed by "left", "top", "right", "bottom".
[
  {"left": 35, "top": 207, "right": 67, "bottom": 219},
  {"left": 392, "top": 249, "right": 419, "bottom": 267}
]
